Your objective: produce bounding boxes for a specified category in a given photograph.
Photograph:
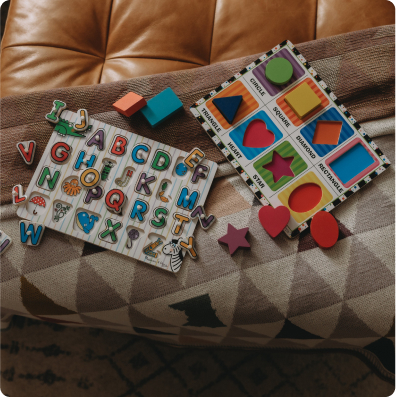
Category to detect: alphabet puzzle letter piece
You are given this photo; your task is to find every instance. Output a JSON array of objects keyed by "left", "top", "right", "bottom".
[
  {"left": 16, "top": 141, "right": 36, "bottom": 165},
  {"left": 178, "top": 236, "right": 198, "bottom": 259},
  {"left": 19, "top": 220, "right": 45, "bottom": 246},
  {"left": 12, "top": 184, "right": 27, "bottom": 206},
  {"left": 191, "top": 205, "right": 216, "bottom": 230},
  {"left": 0, "top": 230, "right": 12, "bottom": 255}
]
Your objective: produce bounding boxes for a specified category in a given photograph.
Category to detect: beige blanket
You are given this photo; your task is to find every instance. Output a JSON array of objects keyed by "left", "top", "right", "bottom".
[{"left": 1, "top": 25, "right": 394, "bottom": 379}]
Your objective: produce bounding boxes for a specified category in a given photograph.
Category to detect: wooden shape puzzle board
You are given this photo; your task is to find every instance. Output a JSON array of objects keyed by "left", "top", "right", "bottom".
[
  {"left": 190, "top": 40, "right": 390, "bottom": 238},
  {"left": 17, "top": 110, "right": 217, "bottom": 272}
]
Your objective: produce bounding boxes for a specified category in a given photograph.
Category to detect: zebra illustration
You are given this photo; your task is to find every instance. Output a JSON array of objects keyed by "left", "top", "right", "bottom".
[{"left": 162, "top": 239, "right": 184, "bottom": 273}]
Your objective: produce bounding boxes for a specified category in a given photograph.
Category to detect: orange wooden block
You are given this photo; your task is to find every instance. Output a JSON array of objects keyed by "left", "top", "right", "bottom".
[
  {"left": 113, "top": 92, "right": 147, "bottom": 117},
  {"left": 310, "top": 211, "right": 339, "bottom": 249}
]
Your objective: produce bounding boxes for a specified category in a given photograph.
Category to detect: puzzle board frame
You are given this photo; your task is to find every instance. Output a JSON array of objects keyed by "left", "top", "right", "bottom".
[
  {"left": 17, "top": 110, "right": 217, "bottom": 272},
  {"left": 190, "top": 40, "right": 391, "bottom": 237}
]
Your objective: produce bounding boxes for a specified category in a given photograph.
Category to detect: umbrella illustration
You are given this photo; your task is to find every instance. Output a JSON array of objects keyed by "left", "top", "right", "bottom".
[{"left": 30, "top": 196, "right": 46, "bottom": 215}]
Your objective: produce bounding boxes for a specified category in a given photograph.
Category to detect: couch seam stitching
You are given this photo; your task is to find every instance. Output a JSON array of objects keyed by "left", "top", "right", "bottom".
[
  {"left": 99, "top": 0, "right": 115, "bottom": 83},
  {"left": 1, "top": 44, "right": 104, "bottom": 59},
  {"left": 105, "top": 55, "right": 203, "bottom": 66},
  {"left": 208, "top": 0, "right": 218, "bottom": 65}
]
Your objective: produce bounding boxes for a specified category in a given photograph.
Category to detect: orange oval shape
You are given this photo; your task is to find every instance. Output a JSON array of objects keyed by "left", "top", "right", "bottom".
[
  {"left": 310, "top": 211, "right": 339, "bottom": 249},
  {"left": 288, "top": 183, "right": 322, "bottom": 213}
]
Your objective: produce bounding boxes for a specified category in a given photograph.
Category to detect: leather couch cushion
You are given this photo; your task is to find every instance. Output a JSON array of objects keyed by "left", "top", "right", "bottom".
[{"left": 1, "top": 0, "right": 394, "bottom": 97}]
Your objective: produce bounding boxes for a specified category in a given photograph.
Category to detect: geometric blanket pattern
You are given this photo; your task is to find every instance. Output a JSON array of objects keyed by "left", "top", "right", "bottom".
[{"left": 0, "top": 25, "right": 395, "bottom": 380}]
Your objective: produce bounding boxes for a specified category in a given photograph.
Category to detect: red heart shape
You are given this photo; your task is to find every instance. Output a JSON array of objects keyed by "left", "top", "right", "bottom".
[
  {"left": 258, "top": 205, "right": 290, "bottom": 238},
  {"left": 243, "top": 119, "right": 275, "bottom": 148}
]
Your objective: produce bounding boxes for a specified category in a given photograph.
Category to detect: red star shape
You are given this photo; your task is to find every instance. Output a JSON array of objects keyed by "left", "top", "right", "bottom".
[
  {"left": 262, "top": 151, "right": 294, "bottom": 183},
  {"left": 218, "top": 224, "right": 250, "bottom": 255}
]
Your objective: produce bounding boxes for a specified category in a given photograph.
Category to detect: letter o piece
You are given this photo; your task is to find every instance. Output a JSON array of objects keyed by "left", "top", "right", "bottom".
[
  {"left": 310, "top": 211, "right": 339, "bottom": 249},
  {"left": 80, "top": 168, "right": 100, "bottom": 188}
]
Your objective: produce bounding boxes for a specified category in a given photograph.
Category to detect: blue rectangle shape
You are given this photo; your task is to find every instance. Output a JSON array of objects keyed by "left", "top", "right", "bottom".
[
  {"left": 329, "top": 143, "right": 375, "bottom": 184},
  {"left": 300, "top": 107, "right": 355, "bottom": 157},
  {"left": 140, "top": 87, "right": 183, "bottom": 127}
]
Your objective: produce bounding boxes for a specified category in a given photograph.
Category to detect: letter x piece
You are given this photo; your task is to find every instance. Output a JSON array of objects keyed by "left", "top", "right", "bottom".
[
  {"left": 178, "top": 236, "right": 198, "bottom": 259},
  {"left": 218, "top": 223, "right": 250, "bottom": 255},
  {"left": 99, "top": 219, "right": 122, "bottom": 243}
]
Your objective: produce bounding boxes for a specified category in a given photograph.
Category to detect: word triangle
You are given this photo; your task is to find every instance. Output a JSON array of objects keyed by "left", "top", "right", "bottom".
[
  {"left": 16, "top": 141, "right": 36, "bottom": 165},
  {"left": 212, "top": 95, "right": 243, "bottom": 124}
]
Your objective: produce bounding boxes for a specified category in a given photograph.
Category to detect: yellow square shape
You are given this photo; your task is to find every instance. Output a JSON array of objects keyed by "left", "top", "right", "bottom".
[
  {"left": 284, "top": 82, "right": 322, "bottom": 119},
  {"left": 278, "top": 171, "right": 333, "bottom": 223}
]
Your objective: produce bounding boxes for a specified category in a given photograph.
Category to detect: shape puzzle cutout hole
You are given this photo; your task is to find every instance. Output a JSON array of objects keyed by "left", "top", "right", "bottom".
[
  {"left": 100, "top": 158, "right": 117, "bottom": 182},
  {"left": 52, "top": 201, "right": 73, "bottom": 223},
  {"left": 312, "top": 121, "right": 343, "bottom": 145},
  {"left": 62, "top": 176, "right": 82, "bottom": 197},
  {"left": 328, "top": 141, "right": 375, "bottom": 186},
  {"left": 27, "top": 192, "right": 50, "bottom": 216},
  {"left": 125, "top": 226, "right": 145, "bottom": 250},
  {"left": 288, "top": 183, "right": 322, "bottom": 213},
  {"left": 73, "top": 209, "right": 101, "bottom": 235},
  {"left": 243, "top": 119, "right": 275, "bottom": 148},
  {"left": 144, "top": 233, "right": 165, "bottom": 259},
  {"left": 115, "top": 167, "right": 135, "bottom": 188},
  {"left": 262, "top": 151, "right": 294, "bottom": 183},
  {"left": 157, "top": 179, "right": 173, "bottom": 203},
  {"left": 173, "top": 157, "right": 190, "bottom": 179}
]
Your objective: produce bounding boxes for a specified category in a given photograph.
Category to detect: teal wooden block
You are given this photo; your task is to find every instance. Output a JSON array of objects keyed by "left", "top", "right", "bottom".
[{"left": 140, "top": 87, "right": 183, "bottom": 127}]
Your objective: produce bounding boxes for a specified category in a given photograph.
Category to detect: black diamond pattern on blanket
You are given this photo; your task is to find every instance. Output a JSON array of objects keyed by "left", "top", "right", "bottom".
[
  {"left": 81, "top": 242, "right": 107, "bottom": 257},
  {"left": 275, "top": 319, "right": 323, "bottom": 339},
  {"left": 169, "top": 294, "right": 226, "bottom": 328}
]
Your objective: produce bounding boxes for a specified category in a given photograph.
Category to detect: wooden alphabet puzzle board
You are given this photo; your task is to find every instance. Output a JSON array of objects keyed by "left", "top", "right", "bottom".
[
  {"left": 17, "top": 110, "right": 217, "bottom": 272},
  {"left": 190, "top": 40, "right": 390, "bottom": 237}
]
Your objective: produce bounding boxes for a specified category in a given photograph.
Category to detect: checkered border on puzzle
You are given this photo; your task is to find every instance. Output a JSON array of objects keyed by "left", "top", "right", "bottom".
[{"left": 190, "top": 40, "right": 391, "bottom": 238}]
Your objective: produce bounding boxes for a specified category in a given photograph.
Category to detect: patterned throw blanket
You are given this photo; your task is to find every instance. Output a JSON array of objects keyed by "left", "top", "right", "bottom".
[{"left": 1, "top": 25, "right": 394, "bottom": 380}]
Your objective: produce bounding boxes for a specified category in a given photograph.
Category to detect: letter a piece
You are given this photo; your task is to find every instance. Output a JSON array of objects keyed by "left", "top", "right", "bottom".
[
  {"left": 19, "top": 220, "right": 45, "bottom": 246},
  {"left": 178, "top": 236, "right": 198, "bottom": 259},
  {"left": 16, "top": 141, "right": 36, "bottom": 165},
  {"left": 113, "top": 92, "right": 147, "bottom": 117}
]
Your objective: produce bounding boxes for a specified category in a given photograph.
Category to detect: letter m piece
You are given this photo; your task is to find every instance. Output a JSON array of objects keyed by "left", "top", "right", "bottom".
[{"left": 176, "top": 187, "right": 199, "bottom": 211}]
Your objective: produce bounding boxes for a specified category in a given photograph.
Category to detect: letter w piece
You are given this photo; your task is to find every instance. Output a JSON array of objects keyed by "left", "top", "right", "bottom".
[{"left": 19, "top": 221, "right": 45, "bottom": 246}]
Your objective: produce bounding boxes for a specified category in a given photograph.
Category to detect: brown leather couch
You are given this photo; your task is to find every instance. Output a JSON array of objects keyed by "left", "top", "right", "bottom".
[{"left": 1, "top": 0, "right": 394, "bottom": 98}]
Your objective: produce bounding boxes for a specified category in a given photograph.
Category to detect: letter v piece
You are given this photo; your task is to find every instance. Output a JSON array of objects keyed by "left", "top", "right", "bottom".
[
  {"left": 16, "top": 141, "right": 37, "bottom": 165},
  {"left": 12, "top": 185, "right": 27, "bottom": 206}
]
